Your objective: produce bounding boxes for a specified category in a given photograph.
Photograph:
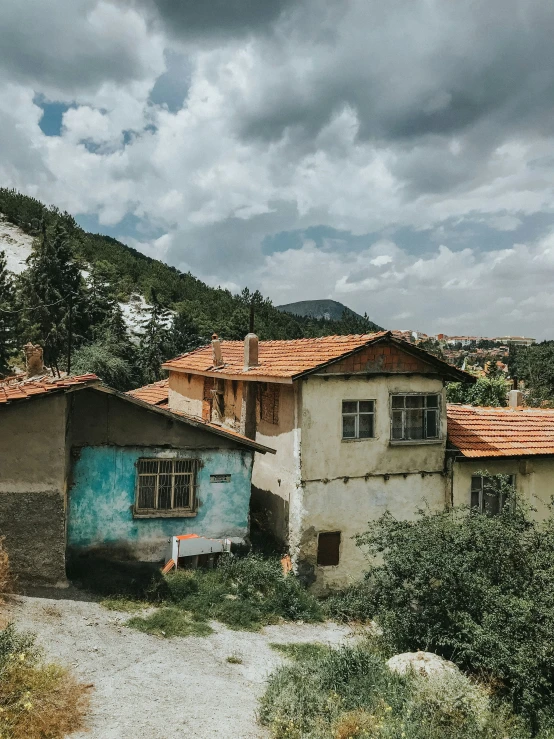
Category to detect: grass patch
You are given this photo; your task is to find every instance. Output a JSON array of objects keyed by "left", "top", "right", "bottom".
[
  {"left": 260, "top": 640, "right": 528, "bottom": 739},
  {"left": 226, "top": 654, "right": 243, "bottom": 664},
  {"left": 269, "top": 642, "right": 329, "bottom": 662},
  {"left": 127, "top": 607, "right": 213, "bottom": 638},
  {"left": 101, "top": 597, "right": 151, "bottom": 613},
  {"left": 0, "top": 624, "right": 90, "bottom": 739},
  {"left": 163, "top": 554, "right": 323, "bottom": 631}
]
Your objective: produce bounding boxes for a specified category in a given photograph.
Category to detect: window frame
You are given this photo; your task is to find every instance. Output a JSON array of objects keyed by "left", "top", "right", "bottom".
[
  {"left": 470, "top": 474, "right": 515, "bottom": 516},
  {"left": 389, "top": 392, "right": 442, "bottom": 444},
  {"left": 341, "top": 399, "right": 376, "bottom": 441},
  {"left": 134, "top": 458, "right": 199, "bottom": 519}
]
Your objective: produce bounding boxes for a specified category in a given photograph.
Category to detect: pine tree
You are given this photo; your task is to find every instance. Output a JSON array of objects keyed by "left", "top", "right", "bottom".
[
  {"left": 139, "top": 289, "right": 173, "bottom": 383},
  {"left": 170, "top": 311, "right": 204, "bottom": 355},
  {"left": 0, "top": 251, "right": 16, "bottom": 375},
  {"left": 21, "top": 221, "right": 85, "bottom": 371}
]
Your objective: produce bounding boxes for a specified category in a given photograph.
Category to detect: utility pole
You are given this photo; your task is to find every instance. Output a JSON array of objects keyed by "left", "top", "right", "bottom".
[{"left": 67, "top": 293, "right": 73, "bottom": 375}]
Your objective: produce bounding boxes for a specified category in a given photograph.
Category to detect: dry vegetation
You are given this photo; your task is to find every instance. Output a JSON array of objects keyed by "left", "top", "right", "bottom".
[{"left": 0, "top": 538, "right": 90, "bottom": 739}]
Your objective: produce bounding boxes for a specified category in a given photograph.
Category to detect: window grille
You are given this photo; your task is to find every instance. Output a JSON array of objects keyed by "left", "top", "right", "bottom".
[
  {"left": 391, "top": 394, "right": 440, "bottom": 441},
  {"left": 136, "top": 458, "right": 199, "bottom": 514},
  {"left": 342, "top": 400, "right": 375, "bottom": 439}
]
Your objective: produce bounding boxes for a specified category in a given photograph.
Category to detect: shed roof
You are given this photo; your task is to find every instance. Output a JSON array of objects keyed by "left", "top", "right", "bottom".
[
  {"left": 163, "top": 331, "right": 472, "bottom": 383},
  {"left": 447, "top": 404, "right": 554, "bottom": 458},
  {"left": 0, "top": 374, "right": 100, "bottom": 404},
  {"left": 127, "top": 379, "right": 169, "bottom": 406}
]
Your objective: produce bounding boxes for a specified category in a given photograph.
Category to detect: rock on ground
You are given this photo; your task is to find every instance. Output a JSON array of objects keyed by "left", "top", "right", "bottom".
[
  {"left": 6, "top": 594, "right": 352, "bottom": 739},
  {"left": 387, "top": 650, "right": 459, "bottom": 677}
]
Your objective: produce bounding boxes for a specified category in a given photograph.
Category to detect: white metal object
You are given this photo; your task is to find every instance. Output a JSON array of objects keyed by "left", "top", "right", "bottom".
[{"left": 165, "top": 534, "right": 232, "bottom": 570}]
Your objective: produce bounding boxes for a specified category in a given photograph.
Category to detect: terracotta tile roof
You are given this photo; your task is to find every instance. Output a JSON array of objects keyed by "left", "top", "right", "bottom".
[
  {"left": 163, "top": 332, "right": 395, "bottom": 379},
  {"left": 125, "top": 381, "right": 275, "bottom": 453},
  {"left": 447, "top": 404, "right": 554, "bottom": 457},
  {"left": 0, "top": 374, "right": 99, "bottom": 405},
  {"left": 127, "top": 379, "right": 169, "bottom": 406}
]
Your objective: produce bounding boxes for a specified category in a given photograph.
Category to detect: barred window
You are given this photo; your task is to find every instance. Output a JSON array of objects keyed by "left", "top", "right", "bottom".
[
  {"left": 135, "top": 459, "right": 198, "bottom": 516},
  {"left": 260, "top": 383, "right": 280, "bottom": 425},
  {"left": 391, "top": 394, "right": 440, "bottom": 441}
]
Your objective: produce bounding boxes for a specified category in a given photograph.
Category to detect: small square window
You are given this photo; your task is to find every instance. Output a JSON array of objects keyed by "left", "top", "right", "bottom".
[
  {"left": 390, "top": 394, "right": 441, "bottom": 441},
  {"left": 135, "top": 458, "right": 199, "bottom": 516},
  {"left": 470, "top": 475, "right": 514, "bottom": 516},
  {"left": 342, "top": 400, "right": 375, "bottom": 440},
  {"left": 317, "top": 531, "right": 341, "bottom": 566}
]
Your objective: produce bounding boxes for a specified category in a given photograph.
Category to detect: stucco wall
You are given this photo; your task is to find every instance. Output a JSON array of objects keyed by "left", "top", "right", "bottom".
[
  {"left": 68, "top": 446, "right": 253, "bottom": 561},
  {"left": 168, "top": 372, "right": 204, "bottom": 417},
  {"left": 0, "top": 394, "right": 68, "bottom": 584},
  {"left": 296, "top": 374, "right": 448, "bottom": 591},
  {"left": 251, "top": 383, "right": 300, "bottom": 543},
  {"left": 452, "top": 457, "right": 554, "bottom": 519}
]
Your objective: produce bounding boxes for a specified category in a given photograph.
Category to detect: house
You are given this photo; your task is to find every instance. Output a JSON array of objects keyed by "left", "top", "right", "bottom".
[
  {"left": 447, "top": 403, "right": 554, "bottom": 518},
  {"left": 0, "top": 373, "right": 273, "bottom": 586},
  {"left": 161, "top": 331, "right": 473, "bottom": 592}
]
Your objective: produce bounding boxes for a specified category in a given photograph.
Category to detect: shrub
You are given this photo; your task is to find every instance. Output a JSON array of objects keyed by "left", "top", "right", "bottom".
[
  {"left": 163, "top": 554, "right": 323, "bottom": 631},
  {"left": 323, "top": 581, "right": 375, "bottom": 623},
  {"left": 260, "top": 640, "right": 523, "bottom": 739},
  {"left": 354, "top": 488, "right": 554, "bottom": 728},
  {"left": 0, "top": 625, "right": 90, "bottom": 739},
  {"left": 0, "top": 536, "right": 14, "bottom": 598},
  {"left": 127, "top": 607, "right": 213, "bottom": 638},
  {"left": 446, "top": 377, "right": 509, "bottom": 406}
]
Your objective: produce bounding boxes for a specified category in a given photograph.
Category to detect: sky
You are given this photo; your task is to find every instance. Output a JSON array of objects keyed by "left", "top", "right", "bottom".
[{"left": 2, "top": 1, "right": 554, "bottom": 338}]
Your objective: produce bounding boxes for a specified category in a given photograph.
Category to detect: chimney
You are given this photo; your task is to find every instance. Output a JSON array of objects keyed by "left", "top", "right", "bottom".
[
  {"left": 244, "top": 333, "right": 259, "bottom": 370},
  {"left": 23, "top": 343, "right": 44, "bottom": 377},
  {"left": 508, "top": 389, "right": 523, "bottom": 408},
  {"left": 212, "top": 334, "right": 224, "bottom": 368}
]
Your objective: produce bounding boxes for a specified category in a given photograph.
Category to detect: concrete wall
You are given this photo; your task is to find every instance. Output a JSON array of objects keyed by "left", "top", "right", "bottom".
[
  {"left": 251, "top": 383, "right": 300, "bottom": 543},
  {"left": 68, "top": 446, "right": 253, "bottom": 561},
  {"left": 452, "top": 456, "right": 554, "bottom": 520},
  {"left": 296, "top": 374, "right": 447, "bottom": 592},
  {"left": 0, "top": 393, "right": 69, "bottom": 585}
]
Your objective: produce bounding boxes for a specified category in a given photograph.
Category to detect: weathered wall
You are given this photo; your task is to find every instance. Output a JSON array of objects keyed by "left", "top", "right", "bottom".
[
  {"left": 318, "top": 343, "right": 436, "bottom": 376},
  {"left": 168, "top": 372, "right": 204, "bottom": 418},
  {"left": 296, "top": 374, "right": 447, "bottom": 591},
  {"left": 0, "top": 394, "right": 68, "bottom": 584},
  {"left": 251, "top": 383, "right": 300, "bottom": 543},
  {"left": 68, "top": 446, "right": 253, "bottom": 561},
  {"left": 452, "top": 456, "right": 554, "bottom": 520}
]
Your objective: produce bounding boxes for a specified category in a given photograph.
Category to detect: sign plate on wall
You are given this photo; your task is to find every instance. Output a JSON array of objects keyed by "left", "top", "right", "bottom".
[{"left": 210, "top": 474, "right": 231, "bottom": 483}]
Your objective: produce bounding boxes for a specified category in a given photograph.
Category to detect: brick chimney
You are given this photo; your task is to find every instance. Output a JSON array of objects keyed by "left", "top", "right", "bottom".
[
  {"left": 244, "top": 333, "right": 259, "bottom": 370},
  {"left": 23, "top": 343, "right": 44, "bottom": 377},
  {"left": 212, "top": 334, "right": 224, "bottom": 368}
]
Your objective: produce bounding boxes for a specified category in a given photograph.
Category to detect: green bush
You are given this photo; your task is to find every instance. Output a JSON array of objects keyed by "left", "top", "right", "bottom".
[
  {"left": 446, "top": 377, "right": 509, "bottom": 406},
  {"left": 323, "top": 581, "right": 375, "bottom": 623},
  {"left": 353, "top": 490, "right": 554, "bottom": 729},
  {"left": 260, "top": 640, "right": 525, "bottom": 739}
]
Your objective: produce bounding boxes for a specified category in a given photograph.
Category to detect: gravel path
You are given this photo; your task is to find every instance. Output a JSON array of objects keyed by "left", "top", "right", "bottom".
[{"left": 7, "top": 594, "right": 353, "bottom": 739}]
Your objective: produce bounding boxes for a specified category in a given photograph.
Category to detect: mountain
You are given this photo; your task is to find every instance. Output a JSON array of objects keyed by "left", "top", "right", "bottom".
[
  {"left": 278, "top": 299, "right": 382, "bottom": 330},
  {"left": 0, "top": 188, "right": 381, "bottom": 342}
]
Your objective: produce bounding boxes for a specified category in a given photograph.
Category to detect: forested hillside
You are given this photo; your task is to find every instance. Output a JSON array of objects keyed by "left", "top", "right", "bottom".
[{"left": 0, "top": 188, "right": 382, "bottom": 389}]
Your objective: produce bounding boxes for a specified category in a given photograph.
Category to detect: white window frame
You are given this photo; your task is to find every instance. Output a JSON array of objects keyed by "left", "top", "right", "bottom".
[
  {"left": 470, "top": 474, "right": 515, "bottom": 515},
  {"left": 390, "top": 393, "right": 441, "bottom": 443},
  {"left": 341, "top": 399, "right": 376, "bottom": 441},
  {"left": 134, "top": 458, "right": 199, "bottom": 518}
]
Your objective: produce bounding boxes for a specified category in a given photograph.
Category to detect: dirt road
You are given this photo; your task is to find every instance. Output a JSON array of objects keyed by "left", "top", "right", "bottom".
[{"left": 8, "top": 594, "right": 352, "bottom": 739}]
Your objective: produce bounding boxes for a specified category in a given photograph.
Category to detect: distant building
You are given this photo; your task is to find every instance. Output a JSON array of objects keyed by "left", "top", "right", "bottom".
[{"left": 494, "top": 336, "right": 536, "bottom": 347}]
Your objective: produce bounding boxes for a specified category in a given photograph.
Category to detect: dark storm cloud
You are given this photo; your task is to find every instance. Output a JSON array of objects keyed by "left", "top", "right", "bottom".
[{"left": 130, "top": 0, "right": 296, "bottom": 38}]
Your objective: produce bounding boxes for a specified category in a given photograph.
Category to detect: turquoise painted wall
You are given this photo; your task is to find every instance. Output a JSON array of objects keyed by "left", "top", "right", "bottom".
[{"left": 68, "top": 446, "right": 253, "bottom": 559}]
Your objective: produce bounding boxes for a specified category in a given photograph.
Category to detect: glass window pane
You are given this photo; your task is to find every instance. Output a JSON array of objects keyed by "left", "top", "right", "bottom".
[
  {"left": 342, "top": 401, "right": 357, "bottom": 414},
  {"left": 359, "top": 414, "right": 374, "bottom": 438},
  {"left": 392, "top": 410, "right": 403, "bottom": 439},
  {"left": 425, "top": 409, "right": 438, "bottom": 438},
  {"left": 406, "top": 395, "right": 424, "bottom": 408},
  {"left": 391, "top": 395, "right": 405, "bottom": 408},
  {"left": 359, "top": 401, "right": 374, "bottom": 413},
  {"left": 158, "top": 474, "right": 172, "bottom": 509},
  {"left": 174, "top": 475, "right": 191, "bottom": 508},
  {"left": 425, "top": 395, "right": 440, "bottom": 408},
  {"left": 138, "top": 475, "right": 156, "bottom": 508},
  {"left": 470, "top": 489, "right": 480, "bottom": 509},
  {"left": 342, "top": 415, "right": 356, "bottom": 438},
  {"left": 405, "top": 408, "right": 424, "bottom": 439}
]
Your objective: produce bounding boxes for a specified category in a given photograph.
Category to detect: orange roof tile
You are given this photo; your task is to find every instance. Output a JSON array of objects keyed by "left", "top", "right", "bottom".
[
  {"left": 0, "top": 374, "right": 99, "bottom": 405},
  {"left": 127, "top": 379, "right": 169, "bottom": 406},
  {"left": 447, "top": 404, "right": 554, "bottom": 458}
]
